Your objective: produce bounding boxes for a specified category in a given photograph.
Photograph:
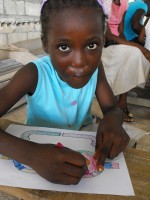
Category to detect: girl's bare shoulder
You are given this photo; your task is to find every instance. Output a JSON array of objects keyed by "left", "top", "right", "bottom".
[
  {"left": 10, "top": 62, "right": 38, "bottom": 94},
  {"left": 0, "top": 62, "right": 38, "bottom": 116}
]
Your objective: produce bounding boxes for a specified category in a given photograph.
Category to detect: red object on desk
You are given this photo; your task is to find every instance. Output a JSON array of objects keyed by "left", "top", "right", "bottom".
[{"left": 56, "top": 142, "right": 64, "bottom": 148}]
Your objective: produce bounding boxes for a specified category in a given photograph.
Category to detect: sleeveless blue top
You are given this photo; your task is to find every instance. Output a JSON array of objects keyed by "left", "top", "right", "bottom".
[
  {"left": 26, "top": 56, "right": 98, "bottom": 130},
  {"left": 124, "top": 1, "right": 148, "bottom": 41}
]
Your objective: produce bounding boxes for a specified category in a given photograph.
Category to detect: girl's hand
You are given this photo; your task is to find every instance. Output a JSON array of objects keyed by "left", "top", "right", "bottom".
[
  {"left": 29, "top": 143, "right": 87, "bottom": 184},
  {"left": 94, "top": 110, "right": 130, "bottom": 171}
]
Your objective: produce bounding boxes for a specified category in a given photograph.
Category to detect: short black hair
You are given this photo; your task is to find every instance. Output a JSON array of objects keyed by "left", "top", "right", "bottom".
[{"left": 40, "top": 0, "right": 106, "bottom": 47}]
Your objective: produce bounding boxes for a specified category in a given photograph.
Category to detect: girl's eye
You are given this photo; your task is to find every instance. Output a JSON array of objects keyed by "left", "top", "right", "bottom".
[
  {"left": 59, "top": 45, "right": 70, "bottom": 52},
  {"left": 86, "top": 43, "right": 97, "bottom": 50}
]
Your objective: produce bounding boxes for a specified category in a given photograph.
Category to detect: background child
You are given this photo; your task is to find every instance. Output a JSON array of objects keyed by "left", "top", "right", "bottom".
[
  {"left": 102, "top": 0, "right": 150, "bottom": 123},
  {"left": 0, "top": 0, "right": 129, "bottom": 185},
  {"left": 124, "top": 0, "right": 150, "bottom": 42}
]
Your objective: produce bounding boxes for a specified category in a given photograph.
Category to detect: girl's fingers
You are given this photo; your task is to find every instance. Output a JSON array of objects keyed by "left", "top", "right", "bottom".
[
  {"left": 108, "top": 133, "right": 130, "bottom": 158},
  {"left": 97, "top": 139, "right": 112, "bottom": 170},
  {"left": 63, "top": 162, "right": 86, "bottom": 178},
  {"left": 64, "top": 149, "right": 86, "bottom": 167},
  {"left": 51, "top": 173, "right": 81, "bottom": 185}
]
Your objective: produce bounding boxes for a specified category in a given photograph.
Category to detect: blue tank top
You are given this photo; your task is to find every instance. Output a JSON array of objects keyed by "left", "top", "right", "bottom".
[
  {"left": 26, "top": 56, "right": 98, "bottom": 130},
  {"left": 124, "top": 1, "right": 148, "bottom": 41}
]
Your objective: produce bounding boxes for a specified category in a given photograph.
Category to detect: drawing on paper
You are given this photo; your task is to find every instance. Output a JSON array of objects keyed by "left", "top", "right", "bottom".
[{"left": 0, "top": 129, "right": 119, "bottom": 178}]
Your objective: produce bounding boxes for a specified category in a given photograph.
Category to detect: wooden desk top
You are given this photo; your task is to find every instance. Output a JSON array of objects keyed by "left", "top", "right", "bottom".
[{"left": 0, "top": 118, "right": 150, "bottom": 200}]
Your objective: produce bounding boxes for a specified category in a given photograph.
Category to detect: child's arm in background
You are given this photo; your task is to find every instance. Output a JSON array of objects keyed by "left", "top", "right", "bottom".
[
  {"left": 138, "top": 17, "right": 149, "bottom": 45},
  {"left": 0, "top": 64, "right": 86, "bottom": 184},
  {"left": 95, "top": 61, "right": 130, "bottom": 170},
  {"left": 138, "top": 26, "right": 146, "bottom": 45}
]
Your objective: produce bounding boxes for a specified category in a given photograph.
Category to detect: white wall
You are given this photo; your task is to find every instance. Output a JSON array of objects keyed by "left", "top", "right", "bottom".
[{"left": 0, "top": 0, "right": 42, "bottom": 46}]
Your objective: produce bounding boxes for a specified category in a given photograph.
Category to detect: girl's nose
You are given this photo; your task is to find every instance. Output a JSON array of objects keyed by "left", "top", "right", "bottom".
[{"left": 72, "top": 50, "right": 86, "bottom": 68}]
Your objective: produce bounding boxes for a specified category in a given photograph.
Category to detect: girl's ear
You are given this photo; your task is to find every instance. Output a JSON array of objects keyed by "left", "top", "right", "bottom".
[{"left": 41, "top": 36, "right": 49, "bottom": 53}]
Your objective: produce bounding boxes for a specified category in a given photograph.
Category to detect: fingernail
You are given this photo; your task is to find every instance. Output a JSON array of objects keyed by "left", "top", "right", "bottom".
[{"left": 98, "top": 166, "right": 103, "bottom": 172}]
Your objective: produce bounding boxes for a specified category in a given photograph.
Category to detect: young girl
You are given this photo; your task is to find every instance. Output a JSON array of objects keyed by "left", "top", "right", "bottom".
[{"left": 0, "top": 0, "right": 129, "bottom": 185}]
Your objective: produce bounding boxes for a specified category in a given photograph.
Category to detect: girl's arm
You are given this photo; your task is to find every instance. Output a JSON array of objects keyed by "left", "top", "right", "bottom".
[
  {"left": 95, "top": 62, "right": 129, "bottom": 170},
  {"left": 95, "top": 61, "right": 121, "bottom": 117},
  {"left": 0, "top": 63, "right": 38, "bottom": 116},
  {"left": 0, "top": 63, "right": 38, "bottom": 164}
]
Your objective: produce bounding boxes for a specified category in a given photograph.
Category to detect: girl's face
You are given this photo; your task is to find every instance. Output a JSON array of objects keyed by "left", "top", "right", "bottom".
[{"left": 45, "top": 7, "right": 104, "bottom": 88}]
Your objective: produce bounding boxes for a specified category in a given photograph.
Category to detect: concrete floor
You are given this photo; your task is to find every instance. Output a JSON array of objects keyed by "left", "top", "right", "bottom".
[{"left": 1, "top": 102, "right": 150, "bottom": 200}]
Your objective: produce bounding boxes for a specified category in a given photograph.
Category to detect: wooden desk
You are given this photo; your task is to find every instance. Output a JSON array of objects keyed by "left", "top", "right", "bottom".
[{"left": 0, "top": 118, "right": 150, "bottom": 200}]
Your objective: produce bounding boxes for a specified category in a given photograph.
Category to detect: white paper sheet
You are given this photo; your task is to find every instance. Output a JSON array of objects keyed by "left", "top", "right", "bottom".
[{"left": 0, "top": 124, "right": 135, "bottom": 196}]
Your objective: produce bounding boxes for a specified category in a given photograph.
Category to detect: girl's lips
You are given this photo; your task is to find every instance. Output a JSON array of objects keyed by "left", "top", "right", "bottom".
[
  {"left": 70, "top": 74, "right": 88, "bottom": 78},
  {"left": 68, "top": 71, "right": 90, "bottom": 77},
  {"left": 71, "top": 74, "right": 84, "bottom": 77},
  {"left": 69, "top": 72, "right": 85, "bottom": 77}
]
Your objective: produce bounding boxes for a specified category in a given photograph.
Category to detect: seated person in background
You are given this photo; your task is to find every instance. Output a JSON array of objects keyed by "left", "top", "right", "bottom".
[
  {"left": 124, "top": 0, "right": 150, "bottom": 43},
  {"left": 102, "top": 0, "right": 150, "bottom": 122},
  {"left": 138, "top": 17, "right": 150, "bottom": 50}
]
